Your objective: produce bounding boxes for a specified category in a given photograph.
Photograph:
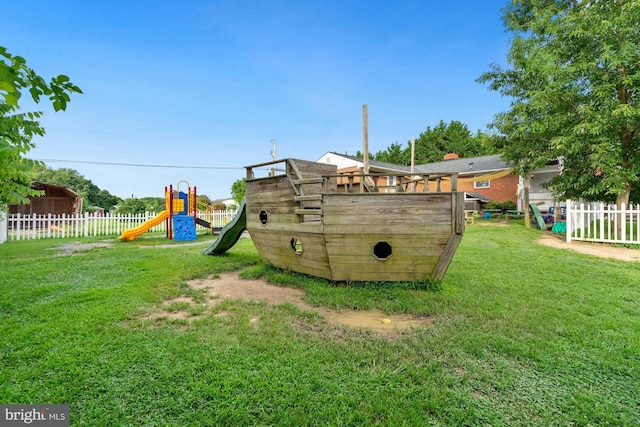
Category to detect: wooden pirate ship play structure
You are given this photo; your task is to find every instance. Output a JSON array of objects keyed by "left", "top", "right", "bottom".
[{"left": 205, "top": 157, "right": 465, "bottom": 282}]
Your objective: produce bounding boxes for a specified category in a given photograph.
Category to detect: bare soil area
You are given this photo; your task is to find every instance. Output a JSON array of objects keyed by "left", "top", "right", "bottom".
[
  {"left": 145, "top": 272, "right": 434, "bottom": 335},
  {"left": 537, "top": 233, "right": 640, "bottom": 262},
  {"left": 51, "top": 242, "right": 114, "bottom": 256}
]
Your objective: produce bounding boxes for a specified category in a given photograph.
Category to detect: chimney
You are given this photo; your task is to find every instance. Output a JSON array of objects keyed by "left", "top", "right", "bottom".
[{"left": 443, "top": 153, "right": 459, "bottom": 161}]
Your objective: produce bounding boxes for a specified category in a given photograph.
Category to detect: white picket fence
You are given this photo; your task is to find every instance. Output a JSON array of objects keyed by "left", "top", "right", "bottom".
[
  {"left": 0, "top": 211, "right": 6, "bottom": 244},
  {"left": 566, "top": 200, "right": 640, "bottom": 244},
  {"left": 1, "top": 210, "right": 237, "bottom": 242}
]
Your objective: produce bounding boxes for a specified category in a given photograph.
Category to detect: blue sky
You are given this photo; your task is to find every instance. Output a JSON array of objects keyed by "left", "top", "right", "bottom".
[{"left": 5, "top": 0, "right": 512, "bottom": 200}]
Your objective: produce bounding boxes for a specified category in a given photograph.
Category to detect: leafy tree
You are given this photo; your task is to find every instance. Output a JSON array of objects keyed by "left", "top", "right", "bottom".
[
  {"left": 412, "top": 120, "right": 494, "bottom": 164},
  {"left": 0, "top": 46, "right": 82, "bottom": 206},
  {"left": 355, "top": 150, "right": 374, "bottom": 160},
  {"left": 230, "top": 178, "right": 245, "bottom": 204},
  {"left": 115, "top": 198, "right": 148, "bottom": 215},
  {"left": 478, "top": 0, "right": 640, "bottom": 206},
  {"left": 372, "top": 142, "right": 408, "bottom": 165},
  {"left": 95, "top": 189, "right": 122, "bottom": 211},
  {"left": 139, "top": 197, "right": 165, "bottom": 213},
  {"left": 362, "top": 121, "right": 495, "bottom": 167},
  {"left": 31, "top": 164, "right": 121, "bottom": 211},
  {"left": 196, "top": 194, "right": 212, "bottom": 206}
]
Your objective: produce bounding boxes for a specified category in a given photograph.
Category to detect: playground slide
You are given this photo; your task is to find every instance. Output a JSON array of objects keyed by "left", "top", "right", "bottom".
[
  {"left": 195, "top": 217, "right": 213, "bottom": 232},
  {"left": 528, "top": 203, "right": 547, "bottom": 231},
  {"left": 118, "top": 210, "right": 171, "bottom": 241},
  {"left": 203, "top": 199, "right": 246, "bottom": 255}
]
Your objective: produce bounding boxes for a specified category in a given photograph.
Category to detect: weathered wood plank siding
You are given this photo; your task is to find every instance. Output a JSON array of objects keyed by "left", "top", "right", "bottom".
[
  {"left": 245, "top": 159, "right": 336, "bottom": 279},
  {"left": 244, "top": 158, "right": 463, "bottom": 282},
  {"left": 249, "top": 229, "right": 332, "bottom": 279},
  {"left": 323, "top": 192, "right": 460, "bottom": 281}
]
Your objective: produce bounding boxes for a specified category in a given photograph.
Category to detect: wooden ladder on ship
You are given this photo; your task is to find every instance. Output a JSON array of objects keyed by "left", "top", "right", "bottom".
[{"left": 287, "top": 160, "right": 324, "bottom": 219}]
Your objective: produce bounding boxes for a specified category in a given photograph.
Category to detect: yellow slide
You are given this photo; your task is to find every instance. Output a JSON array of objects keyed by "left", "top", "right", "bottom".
[{"left": 118, "top": 210, "right": 170, "bottom": 241}]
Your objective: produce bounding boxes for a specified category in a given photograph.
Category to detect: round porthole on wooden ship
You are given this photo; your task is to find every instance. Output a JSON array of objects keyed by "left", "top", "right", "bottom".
[
  {"left": 259, "top": 210, "right": 268, "bottom": 225},
  {"left": 290, "top": 238, "right": 303, "bottom": 255}
]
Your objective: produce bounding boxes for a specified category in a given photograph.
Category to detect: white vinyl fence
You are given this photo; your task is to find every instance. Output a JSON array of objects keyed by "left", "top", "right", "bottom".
[
  {"left": 566, "top": 200, "right": 640, "bottom": 244},
  {"left": 4, "top": 210, "right": 237, "bottom": 242},
  {"left": 0, "top": 211, "right": 7, "bottom": 244}
]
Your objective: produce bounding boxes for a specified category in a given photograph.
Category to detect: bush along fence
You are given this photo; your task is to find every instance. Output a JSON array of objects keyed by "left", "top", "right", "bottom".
[
  {"left": 1, "top": 210, "right": 237, "bottom": 242},
  {"left": 566, "top": 200, "right": 640, "bottom": 245}
]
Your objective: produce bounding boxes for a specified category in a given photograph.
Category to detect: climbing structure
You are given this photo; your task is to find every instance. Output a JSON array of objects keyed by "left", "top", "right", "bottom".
[{"left": 205, "top": 158, "right": 465, "bottom": 282}]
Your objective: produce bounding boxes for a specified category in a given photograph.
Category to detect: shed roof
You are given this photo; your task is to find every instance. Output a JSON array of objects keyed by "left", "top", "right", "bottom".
[{"left": 30, "top": 181, "right": 82, "bottom": 199}]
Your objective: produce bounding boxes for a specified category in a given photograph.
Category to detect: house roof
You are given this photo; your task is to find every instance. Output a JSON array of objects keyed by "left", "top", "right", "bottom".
[
  {"left": 413, "top": 154, "right": 513, "bottom": 175},
  {"left": 322, "top": 152, "right": 512, "bottom": 175},
  {"left": 464, "top": 191, "right": 492, "bottom": 202},
  {"left": 209, "top": 198, "right": 236, "bottom": 205},
  {"left": 322, "top": 152, "right": 411, "bottom": 173}
]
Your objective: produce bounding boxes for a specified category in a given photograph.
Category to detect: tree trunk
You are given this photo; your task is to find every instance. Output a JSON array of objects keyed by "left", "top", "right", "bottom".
[
  {"left": 615, "top": 181, "right": 631, "bottom": 237},
  {"left": 523, "top": 175, "right": 531, "bottom": 228}
]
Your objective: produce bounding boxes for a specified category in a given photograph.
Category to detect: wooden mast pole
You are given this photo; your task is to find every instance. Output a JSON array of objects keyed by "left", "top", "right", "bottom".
[
  {"left": 410, "top": 136, "right": 415, "bottom": 174},
  {"left": 362, "top": 104, "right": 369, "bottom": 174},
  {"left": 411, "top": 136, "right": 416, "bottom": 191}
]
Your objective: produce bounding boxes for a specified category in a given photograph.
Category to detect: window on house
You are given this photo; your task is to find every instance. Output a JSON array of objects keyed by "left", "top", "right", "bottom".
[
  {"left": 386, "top": 176, "right": 395, "bottom": 193},
  {"left": 474, "top": 178, "right": 490, "bottom": 189}
]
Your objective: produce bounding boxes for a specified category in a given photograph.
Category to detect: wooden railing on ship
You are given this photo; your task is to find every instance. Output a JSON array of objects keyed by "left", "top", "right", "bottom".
[
  {"left": 246, "top": 159, "right": 460, "bottom": 194},
  {"left": 332, "top": 172, "right": 458, "bottom": 194}
]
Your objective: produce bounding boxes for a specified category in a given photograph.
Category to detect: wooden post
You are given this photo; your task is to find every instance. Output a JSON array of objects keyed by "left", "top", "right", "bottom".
[
  {"left": 362, "top": 104, "right": 369, "bottom": 174},
  {"left": 410, "top": 136, "right": 415, "bottom": 174},
  {"left": 410, "top": 137, "right": 417, "bottom": 192},
  {"left": 422, "top": 175, "right": 430, "bottom": 192}
]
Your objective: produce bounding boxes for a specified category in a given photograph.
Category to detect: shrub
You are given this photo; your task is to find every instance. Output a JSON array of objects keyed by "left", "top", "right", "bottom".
[
  {"left": 482, "top": 200, "right": 517, "bottom": 213},
  {"left": 500, "top": 200, "right": 517, "bottom": 212}
]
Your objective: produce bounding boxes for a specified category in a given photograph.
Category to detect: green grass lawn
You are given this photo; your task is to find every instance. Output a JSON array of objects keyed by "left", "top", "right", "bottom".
[{"left": 1, "top": 226, "right": 639, "bottom": 426}]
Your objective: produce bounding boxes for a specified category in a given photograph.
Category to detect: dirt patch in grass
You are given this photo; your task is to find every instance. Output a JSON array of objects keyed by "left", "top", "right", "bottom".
[
  {"left": 51, "top": 242, "right": 115, "bottom": 256},
  {"left": 143, "top": 272, "right": 433, "bottom": 335},
  {"left": 538, "top": 233, "right": 640, "bottom": 262},
  {"left": 473, "top": 220, "right": 509, "bottom": 227}
]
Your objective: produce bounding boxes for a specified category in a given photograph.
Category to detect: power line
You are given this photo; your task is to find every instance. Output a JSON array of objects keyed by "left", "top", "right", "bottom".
[{"left": 31, "top": 158, "right": 251, "bottom": 170}]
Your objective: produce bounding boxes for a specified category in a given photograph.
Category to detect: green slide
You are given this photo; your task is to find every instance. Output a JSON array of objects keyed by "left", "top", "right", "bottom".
[
  {"left": 203, "top": 198, "right": 247, "bottom": 255},
  {"left": 529, "top": 203, "right": 547, "bottom": 230}
]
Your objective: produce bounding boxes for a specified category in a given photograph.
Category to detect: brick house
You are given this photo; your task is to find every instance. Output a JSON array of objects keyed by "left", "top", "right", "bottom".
[
  {"left": 317, "top": 152, "right": 556, "bottom": 211},
  {"left": 413, "top": 154, "right": 518, "bottom": 204}
]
